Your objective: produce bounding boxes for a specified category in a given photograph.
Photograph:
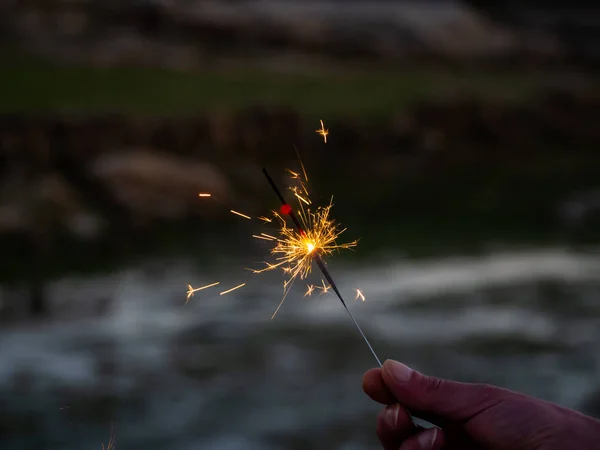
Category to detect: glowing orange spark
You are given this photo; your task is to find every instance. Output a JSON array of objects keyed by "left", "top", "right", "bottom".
[
  {"left": 186, "top": 282, "right": 220, "bottom": 303},
  {"left": 231, "top": 210, "right": 251, "bottom": 220},
  {"left": 287, "top": 169, "right": 301, "bottom": 179},
  {"left": 291, "top": 186, "right": 311, "bottom": 205},
  {"left": 293, "top": 146, "right": 310, "bottom": 186},
  {"left": 316, "top": 119, "right": 329, "bottom": 143},
  {"left": 304, "top": 284, "right": 315, "bottom": 297},
  {"left": 253, "top": 233, "right": 279, "bottom": 241},
  {"left": 248, "top": 167, "right": 356, "bottom": 317},
  {"left": 316, "top": 279, "right": 331, "bottom": 296},
  {"left": 220, "top": 283, "right": 246, "bottom": 295},
  {"left": 187, "top": 134, "right": 359, "bottom": 320},
  {"left": 355, "top": 289, "right": 366, "bottom": 302},
  {"left": 198, "top": 193, "right": 211, "bottom": 197}
]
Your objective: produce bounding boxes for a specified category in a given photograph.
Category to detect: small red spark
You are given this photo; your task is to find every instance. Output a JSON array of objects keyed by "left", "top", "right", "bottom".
[{"left": 280, "top": 204, "right": 292, "bottom": 215}]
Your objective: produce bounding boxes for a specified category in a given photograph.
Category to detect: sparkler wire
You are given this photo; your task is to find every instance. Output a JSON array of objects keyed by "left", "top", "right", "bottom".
[{"left": 262, "top": 167, "right": 382, "bottom": 367}]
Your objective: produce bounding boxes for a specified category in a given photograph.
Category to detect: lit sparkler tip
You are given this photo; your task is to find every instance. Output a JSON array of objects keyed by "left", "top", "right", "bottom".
[
  {"left": 316, "top": 119, "right": 329, "bottom": 143},
  {"left": 355, "top": 289, "right": 366, "bottom": 302},
  {"left": 219, "top": 283, "right": 246, "bottom": 296},
  {"left": 231, "top": 210, "right": 252, "bottom": 220},
  {"left": 198, "top": 193, "right": 211, "bottom": 197}
]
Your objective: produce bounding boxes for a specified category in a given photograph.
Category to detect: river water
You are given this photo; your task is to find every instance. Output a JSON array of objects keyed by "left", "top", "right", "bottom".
[{"left": 2, "top": 247, "right": 600, "bottom": 449}]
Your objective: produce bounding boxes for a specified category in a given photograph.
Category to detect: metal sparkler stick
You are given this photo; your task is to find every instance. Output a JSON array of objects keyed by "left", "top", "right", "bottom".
[{"left": 262, "top": 167, "right": 383, "bottom": 368}]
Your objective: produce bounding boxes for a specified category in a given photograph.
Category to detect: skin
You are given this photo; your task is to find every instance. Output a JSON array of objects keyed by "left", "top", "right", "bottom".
[{"left": 362, "top": 360, "right": 600, "bottom": 450}]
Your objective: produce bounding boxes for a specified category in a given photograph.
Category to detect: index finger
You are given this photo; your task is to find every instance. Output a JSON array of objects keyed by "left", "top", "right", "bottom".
[
  {"left": 363, "top": 367, "right": 453, "bottom": 429},
  {"left": 363, "top": 368, "right": 396, "bottom": 404}
]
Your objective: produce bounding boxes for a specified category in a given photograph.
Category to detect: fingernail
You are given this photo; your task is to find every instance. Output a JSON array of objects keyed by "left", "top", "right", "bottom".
[
  {"left": 384, "top": 404, "right": 399, "bottom": 428},
  {"left": 417, "top": 427, "right": 438, "bottom": 450},
  {"left": 383, "top": 359, "right": 414, "bottom": 382}
]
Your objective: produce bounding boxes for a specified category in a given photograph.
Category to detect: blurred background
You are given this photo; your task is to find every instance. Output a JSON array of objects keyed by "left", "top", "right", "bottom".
[{"left": 1, "top": 0, "right": 599, "bottom": 449}]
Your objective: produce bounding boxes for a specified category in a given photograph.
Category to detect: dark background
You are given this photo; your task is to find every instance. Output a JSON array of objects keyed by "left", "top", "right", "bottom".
[{"left": 0, "top": 1, "right": 599, "bottom": 449}]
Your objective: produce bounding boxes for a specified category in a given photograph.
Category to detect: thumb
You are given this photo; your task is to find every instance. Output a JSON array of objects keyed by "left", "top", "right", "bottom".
[{"left": 382, "top": 360, "right": 508, "bottom": 423}]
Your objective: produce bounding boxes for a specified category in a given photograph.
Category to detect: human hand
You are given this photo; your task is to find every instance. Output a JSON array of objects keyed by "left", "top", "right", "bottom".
[{"left": 362, "top": 360, "right": 600, "bottom": 450}]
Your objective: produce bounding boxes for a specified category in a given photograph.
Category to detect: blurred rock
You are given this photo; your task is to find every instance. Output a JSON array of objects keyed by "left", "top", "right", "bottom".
[
  {"left": 2, "top": 0, "right": 596, "bottom": 69},
  {"left": 0, "top": 172, "right": 100, "bottom": 237},
  {"left": 92, "top": 149, "right": 230, "bottom": 221}
]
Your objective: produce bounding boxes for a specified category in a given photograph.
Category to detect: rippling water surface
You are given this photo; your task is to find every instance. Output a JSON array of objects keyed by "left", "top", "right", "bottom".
[{"left": 2, "top": 248, "right": 600, "bottom": 449}]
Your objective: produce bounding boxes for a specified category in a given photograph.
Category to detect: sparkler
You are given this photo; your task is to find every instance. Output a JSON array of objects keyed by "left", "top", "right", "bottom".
[
  {"left": 193, "top": 122, "right": 426, "bottom": 428},
  {"left": 261, "top": 167, "right": 382, "bottom": 367},
  {"left": 189, "top": 122, "right": 382, "bottom": 367}
]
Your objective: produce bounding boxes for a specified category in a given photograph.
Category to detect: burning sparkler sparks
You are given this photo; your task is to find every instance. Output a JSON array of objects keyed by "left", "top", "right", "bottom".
[
  {"left": 261, "top": 167, "right": 382, "bottom": 366},
  {"left": 316, "top": 119, "right": 329, "bottom": 143},
  {"left": 192, "top": 165, "right": 357, "bottom": 307},
  {"left": 249, "top": 196, "right": 357, "bottom": 295},
  {"left": 191, "top": 124, "right": 382, "bottom": 367}
]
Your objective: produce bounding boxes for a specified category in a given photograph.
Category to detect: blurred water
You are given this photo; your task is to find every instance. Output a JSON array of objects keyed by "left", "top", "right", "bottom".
[{"left": 1, "top": 247, "right": 600, "bottom": 449}]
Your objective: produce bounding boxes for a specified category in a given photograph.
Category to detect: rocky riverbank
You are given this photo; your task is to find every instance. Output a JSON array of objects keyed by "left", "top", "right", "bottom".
[{"left": 0, "top": 87, "right": 598, "bottom": 240}]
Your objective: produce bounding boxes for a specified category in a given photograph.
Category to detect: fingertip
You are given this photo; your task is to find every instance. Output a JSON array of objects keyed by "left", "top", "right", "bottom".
[
  {"left": 417, "top": 427, "right": 442, "bottom": 450},
  {"left": 377, "top": 404, "right": 417, "bottom": 449},
  {"left": 363, "top": 368, "right": 396, "bottom": 405},
  {"left": 362, "top": 368, "right": 381, "bottom": 395},
  {"left": 384, "top": 403, "right": 400, "bottom": 429},
  {"left": 378, "top": 403, "right": 413, "bottom": 431},
  {"left": 363, "top": 367, "right": 382, "bottom": 383},
  {"left": 399, "top": 427, "right": 443, "bottom": 450},
  {"left": 382, "top": 359, "right": 415, "bottom": 383}
]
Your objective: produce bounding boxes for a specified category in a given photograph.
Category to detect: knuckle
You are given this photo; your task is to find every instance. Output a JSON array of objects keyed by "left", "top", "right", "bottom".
[
  {"left": 421, "top": 375, "right": 445, "bottom": 399},
  {"left": 474, "top": 382, "right": 502, "bottom": 399}
]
